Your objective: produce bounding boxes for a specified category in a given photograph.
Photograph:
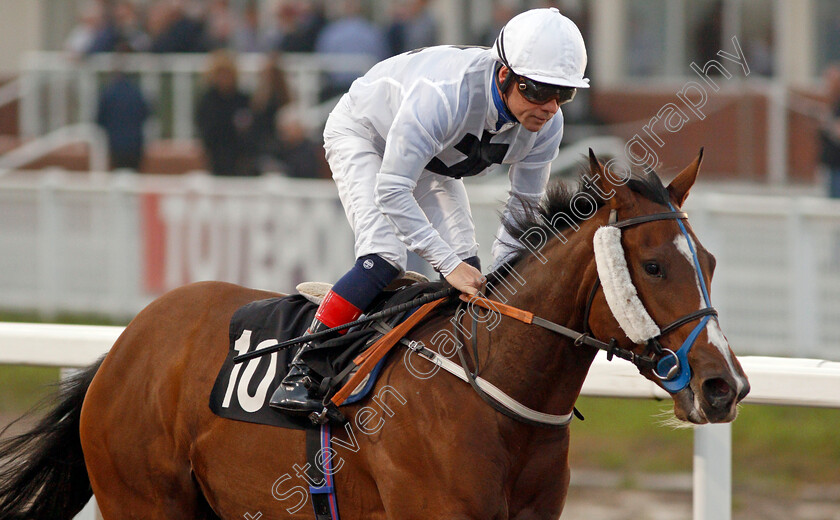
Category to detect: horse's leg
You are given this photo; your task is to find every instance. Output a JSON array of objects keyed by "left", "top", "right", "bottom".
[
  {"left": 507, "top": 430, "right": 571, "bottom": 520},
  {"left": 351, "top": 375, "right": 511, "bottom": 519},
  {"left": 93, "top": 468, "right": 218, "bottom": 520},
  {"left": 188, "top": 421, "right": 316, "bottom": 520}
]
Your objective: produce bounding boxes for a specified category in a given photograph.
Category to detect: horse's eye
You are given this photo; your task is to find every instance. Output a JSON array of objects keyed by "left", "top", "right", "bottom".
[{"left": 644, "top": 262, "right": 662, "bottom": 277}]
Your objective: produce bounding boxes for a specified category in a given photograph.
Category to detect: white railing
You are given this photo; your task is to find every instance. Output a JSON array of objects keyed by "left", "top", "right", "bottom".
[
  {"left": 1, "top": 322, "right": 838, "bottom": 520},
  {"left": 18, "top": 51, "right": 376, "bottom": 140},
  {"left": 1, "top": 171, "right": 839, "bottom": 360},
  {"left": 0, "top": 123, "right": 108, "bottom": 177}
]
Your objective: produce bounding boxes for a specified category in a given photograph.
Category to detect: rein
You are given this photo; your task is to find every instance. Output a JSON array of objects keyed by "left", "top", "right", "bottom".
[
  {"left": 437, "top": 207, "right": 718, "bottom": 428},
  {"left": 233, "top": 287, "right": 458, "bottom": 363},
  {"left": 461, "top": 294, "right": 644, "bottom": 367}
]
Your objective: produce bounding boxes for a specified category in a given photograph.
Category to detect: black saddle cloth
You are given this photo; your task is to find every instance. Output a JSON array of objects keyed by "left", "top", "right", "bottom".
[{"left": 209, "top": 281, "right": 451, "bottom": 430}]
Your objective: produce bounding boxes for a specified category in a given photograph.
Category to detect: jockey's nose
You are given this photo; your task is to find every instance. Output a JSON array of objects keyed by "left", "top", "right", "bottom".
[{"left": 541, "top": 98, "right": 561, "bottom": 113}]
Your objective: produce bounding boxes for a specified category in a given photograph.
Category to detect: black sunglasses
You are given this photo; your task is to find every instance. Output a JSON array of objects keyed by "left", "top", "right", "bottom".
[{"left": 516, "top": 76, "right": 577, "bottom": 105}]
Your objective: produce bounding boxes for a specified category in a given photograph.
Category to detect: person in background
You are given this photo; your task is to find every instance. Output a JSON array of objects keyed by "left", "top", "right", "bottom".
[
  {"left": 148, "top": 0, "right": 206, "bottom": 53},
  {"left": 233, "top": 1, "right": 267, "bottom": 53},
  {"left": 115, "top": 1, "right": 151, "bottom": 52},
  {"left": 280, "top": 1, "right": 328, "bottom": 53},
  {"left": 196, "top": 50, "right": 254, "bottom": 176},
  {"left": 315, "top": 0, "right": 388, "bottom": 100},
  {"left": 820, "top": 65, "right": 840, "bottom": 198},
  {"left": 64, "top": 0, "right": 104, "bottom": 58},
  {"left": 694, "top": 1, "right": 723, "bottom": 68},
  {"left": 204, "top": 0, "right": 237, "bottom": 50},
  {"left": 265, "top": 109, "right": 330, "bottom": 178},
  {"left": 95, "top": 41, "right": 150, "bottom": 171},
  {"left": 266, "top": 1, "right": 299, "bottom": 51},
  {"left": 248, "top": 52, "right": 293, "bottom": 158},
  {"left": 86, "top": 2, "right": 122, "bottom": 54},
  {"left": 386, "top": 0, "right": 439, "bottom": 56}
]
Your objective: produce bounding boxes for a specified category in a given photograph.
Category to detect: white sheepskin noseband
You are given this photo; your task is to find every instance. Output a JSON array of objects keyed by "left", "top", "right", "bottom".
[{"left": 593, "top": 226, "right": 661, "bottom": 343}]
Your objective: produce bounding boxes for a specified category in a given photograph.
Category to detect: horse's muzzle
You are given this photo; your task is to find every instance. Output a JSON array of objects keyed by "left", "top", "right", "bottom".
[{"left": 697, "top": 373, "right": 750, "bottom": 423}]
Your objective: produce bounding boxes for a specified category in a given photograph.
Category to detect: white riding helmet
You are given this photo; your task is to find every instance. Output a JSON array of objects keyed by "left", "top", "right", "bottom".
[{"left": 492, "top": 7, "right": 589, "bottom": 88}]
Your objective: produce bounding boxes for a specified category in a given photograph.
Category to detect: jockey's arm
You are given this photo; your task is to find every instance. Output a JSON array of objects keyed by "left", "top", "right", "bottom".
[
  {"left": 375, "top": 80, "right": 466, "bottom": 278},
  {"left": 490, "top": 161, "right": 552, "bottom": 271},
  {"left": 489, "top": 118, "right": 564, "bottom": 271}
]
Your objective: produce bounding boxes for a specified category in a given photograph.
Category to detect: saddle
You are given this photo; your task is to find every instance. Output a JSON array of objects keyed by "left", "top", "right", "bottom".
[{"left": 208, "top": 276, "right": 451, "bottom": 431}]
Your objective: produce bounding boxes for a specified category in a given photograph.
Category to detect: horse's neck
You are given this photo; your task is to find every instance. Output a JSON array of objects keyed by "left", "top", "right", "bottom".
[{"left": 479, "top": 232, "right": 599, "bottom": 417}]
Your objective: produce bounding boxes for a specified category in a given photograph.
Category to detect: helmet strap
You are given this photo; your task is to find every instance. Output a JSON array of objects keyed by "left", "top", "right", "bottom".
[{"left": 494, "top": 63, "right": 518, "bottom": 124}]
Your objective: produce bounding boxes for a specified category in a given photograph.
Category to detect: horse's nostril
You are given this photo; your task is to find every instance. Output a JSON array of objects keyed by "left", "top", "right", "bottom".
[{"left": 702, "top": 377, "right": 735, "bottom": 409}]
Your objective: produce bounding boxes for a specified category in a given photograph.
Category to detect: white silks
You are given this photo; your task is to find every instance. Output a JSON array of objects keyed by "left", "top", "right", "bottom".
[{"left": 592, "top": 226, "right": 661, "bottom": 343}]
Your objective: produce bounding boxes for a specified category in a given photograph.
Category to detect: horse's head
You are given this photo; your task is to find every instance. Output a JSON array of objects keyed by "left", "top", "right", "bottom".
[{"left": 586, "top": 149, "right": 749, "bottom": 424}]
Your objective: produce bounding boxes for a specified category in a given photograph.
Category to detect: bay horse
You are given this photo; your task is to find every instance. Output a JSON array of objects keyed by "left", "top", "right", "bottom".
[{"left": 0, "top": 150, "right": 749, "bottom": 520}]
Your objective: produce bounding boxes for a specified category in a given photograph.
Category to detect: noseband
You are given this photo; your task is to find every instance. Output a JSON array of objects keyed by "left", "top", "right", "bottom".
[{"left": 583, "top": 206, "right": 718, "bottom": 393}]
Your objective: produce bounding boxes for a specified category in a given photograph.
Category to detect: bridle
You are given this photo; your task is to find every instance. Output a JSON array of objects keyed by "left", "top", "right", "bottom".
[
  {"left": 463, "top": 205, "right": 718, "bottom": 402},
  {"left": 582, "top": 206, "right": 718, "bottom": 392}
]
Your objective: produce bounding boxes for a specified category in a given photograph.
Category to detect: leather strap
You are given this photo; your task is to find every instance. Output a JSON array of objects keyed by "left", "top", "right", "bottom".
[
  {"left": 460, "top": 294, "right": 643, "bottom": 360},
  {"left": 658, "top": 307, "right": 718, "bottom": 336},
  {"left": 610, "top": 211, "right": 688, "bottom": 229},
  {"left": 408, "top": 341, "right": 574, "bottom": 427},
  {"left": 458, "top": 293, "right": 536, "bottom": 323},
  {"left": 330, "top": 298, "right": 446, "bottom": 407},
  {"left": 306, "top": 426, "right": 336, "bottom": 520}
]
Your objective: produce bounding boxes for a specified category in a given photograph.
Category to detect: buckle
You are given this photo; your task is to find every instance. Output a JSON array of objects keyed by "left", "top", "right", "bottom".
[
  {"left": 309, "top": 403, "right": 347, "bottom": 426},
  {"left": 653, "top": 348, "right": 680, "bottom": 381}
]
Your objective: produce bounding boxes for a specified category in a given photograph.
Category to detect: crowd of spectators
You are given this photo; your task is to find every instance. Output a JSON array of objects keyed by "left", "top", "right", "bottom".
[
  {"left": 193, "top": 49, "right": 328, "bottom": 177},
  {"left": 79, "top": 0, "right": 443, "bottom": 176},
  {"left": 65, "top": 0, "right": 440, "bottom": 62}
]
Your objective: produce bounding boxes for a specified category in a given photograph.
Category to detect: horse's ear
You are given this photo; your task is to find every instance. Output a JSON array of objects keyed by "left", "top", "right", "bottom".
[
  {"left": 588, "top": 148, "right": 633, "bottom": 210},
  {"left": 667, "top": 148, "right": 704, "bottom": 207},
  {"left": 588, "top": 148, "right": 601, "bottom": 176}
]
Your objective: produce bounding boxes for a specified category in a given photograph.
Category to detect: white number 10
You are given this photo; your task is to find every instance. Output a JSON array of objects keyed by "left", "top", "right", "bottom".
[{"left": 222, "top": 330, "right": 279, "bottom": 412}]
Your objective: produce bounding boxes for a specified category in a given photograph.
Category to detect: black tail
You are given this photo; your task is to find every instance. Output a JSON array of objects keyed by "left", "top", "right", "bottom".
[{"left": 0, "top": 358, "right": 103, "bottom": 520}]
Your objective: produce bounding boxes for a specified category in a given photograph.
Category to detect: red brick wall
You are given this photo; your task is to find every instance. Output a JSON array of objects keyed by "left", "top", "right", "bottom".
[
  {"left": 0, "top": 76, "right": 18, "bottom": 136},
  {"left": 591, "top": 87, "right": 821, "bottom": 183}
]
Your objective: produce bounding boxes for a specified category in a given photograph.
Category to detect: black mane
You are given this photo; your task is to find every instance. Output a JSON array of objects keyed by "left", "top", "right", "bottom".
[{"left": 496, "top": 167, "right": 671, "bottom": 270}]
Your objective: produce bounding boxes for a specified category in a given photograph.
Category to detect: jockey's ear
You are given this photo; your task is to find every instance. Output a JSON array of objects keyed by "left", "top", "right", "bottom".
[
  {"left": 667, "top": 148, "right": 704, "bottom": 208},
  {"left": 498, "top": 65, "right": 509, "bottom": 83},
  {"left": 588, "top": 148, "right": 633, "bottom": 210}
]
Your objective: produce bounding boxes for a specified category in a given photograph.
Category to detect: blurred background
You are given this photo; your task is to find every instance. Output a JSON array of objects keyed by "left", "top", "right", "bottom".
[{"left": 0, "top": 1, "right": 838, "bottom": 519}]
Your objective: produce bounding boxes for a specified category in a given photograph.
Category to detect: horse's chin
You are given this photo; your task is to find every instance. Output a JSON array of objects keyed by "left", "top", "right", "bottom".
[{"left": 672, "top": 387, "right": 709, "bottom": 425}]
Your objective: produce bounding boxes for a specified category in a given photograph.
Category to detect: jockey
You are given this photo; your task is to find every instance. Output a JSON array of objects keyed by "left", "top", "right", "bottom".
[{"left": 270, "top": 7, "right": 589, "bottom": 413}]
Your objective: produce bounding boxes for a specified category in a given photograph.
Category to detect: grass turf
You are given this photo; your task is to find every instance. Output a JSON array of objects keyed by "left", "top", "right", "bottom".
[
  {"left": 569, "top": 396, "right": 840, "bottom": 495},
  {"left": 0, "top": 365, "right": 60, "bottom": 413}
]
